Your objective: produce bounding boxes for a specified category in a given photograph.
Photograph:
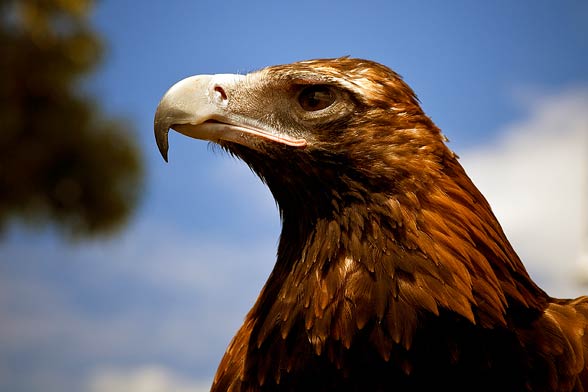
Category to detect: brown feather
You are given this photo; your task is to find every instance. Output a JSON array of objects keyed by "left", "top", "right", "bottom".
[{"left": 163, "top": 58, "right": 588, "bottom": 391}]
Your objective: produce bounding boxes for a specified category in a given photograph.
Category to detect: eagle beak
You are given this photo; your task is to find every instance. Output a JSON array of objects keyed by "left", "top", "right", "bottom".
[
  {"left": 154, "top": 74, "right": 307, "bottom": 162},
  {"left": 154, "top": 74, "right": 236, "bottom": 162}
]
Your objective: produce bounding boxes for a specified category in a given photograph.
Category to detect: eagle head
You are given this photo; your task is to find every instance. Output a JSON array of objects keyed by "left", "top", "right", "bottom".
[{"left": 154, "top": 58, "right": 450, "bottom": 215}]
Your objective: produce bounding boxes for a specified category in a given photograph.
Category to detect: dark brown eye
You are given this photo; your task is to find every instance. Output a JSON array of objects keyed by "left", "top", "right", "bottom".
[{"left": 297, "top": 85, "right": 336, "bottom": 111}]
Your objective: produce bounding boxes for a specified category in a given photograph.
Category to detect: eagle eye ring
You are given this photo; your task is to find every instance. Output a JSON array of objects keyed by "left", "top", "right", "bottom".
[{"left": 297, "top": 85, "right": 336, "bottom": 112}]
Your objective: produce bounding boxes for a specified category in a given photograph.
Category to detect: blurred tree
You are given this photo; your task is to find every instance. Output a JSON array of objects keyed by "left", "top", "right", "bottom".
[{"left": 0, "top": 0, "right": 143, "bottom": 236}]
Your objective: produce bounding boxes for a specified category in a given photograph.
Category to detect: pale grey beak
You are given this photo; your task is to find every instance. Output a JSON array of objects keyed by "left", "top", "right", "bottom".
[{"left": 154, "top": 75, "right": 222, "bottom": 162}]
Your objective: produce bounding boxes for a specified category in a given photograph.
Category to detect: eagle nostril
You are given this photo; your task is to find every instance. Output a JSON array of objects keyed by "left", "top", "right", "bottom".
[{"left": 213, "top": 85, "right": 228, "bottom": 103}]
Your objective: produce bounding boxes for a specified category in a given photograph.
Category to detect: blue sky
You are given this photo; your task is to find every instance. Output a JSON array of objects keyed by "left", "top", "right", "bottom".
[{"left": 1, "top": 1, "right": 587, "bottom": 391}]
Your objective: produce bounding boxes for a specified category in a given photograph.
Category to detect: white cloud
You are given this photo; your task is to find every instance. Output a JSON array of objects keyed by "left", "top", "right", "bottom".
[
  {"left": 460, "top": 88, "right": 588, "bottom": 298},
  {"left": 87, "top": 365, "right": 210, "bottom": 392}
]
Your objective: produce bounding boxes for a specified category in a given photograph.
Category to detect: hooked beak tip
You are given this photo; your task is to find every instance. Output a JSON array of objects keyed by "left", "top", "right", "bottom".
[
  {"left": 159, "top": 143, "right": 169, "bottom": 163},
  {"left": 154, "top": 118, "right": 170, "bottom": 162}
]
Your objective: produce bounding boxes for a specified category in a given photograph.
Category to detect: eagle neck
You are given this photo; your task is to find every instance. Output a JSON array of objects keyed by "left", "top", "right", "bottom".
[{"left": 248, "top": 157, "right": 549, "bottom": 356}]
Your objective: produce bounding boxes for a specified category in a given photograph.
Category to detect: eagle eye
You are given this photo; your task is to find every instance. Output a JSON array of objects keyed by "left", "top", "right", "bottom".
[{"left": 297, "top": 85, "right": 336, "bottom": 112}]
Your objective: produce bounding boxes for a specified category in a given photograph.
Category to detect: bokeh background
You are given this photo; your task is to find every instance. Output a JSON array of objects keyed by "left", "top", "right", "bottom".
[{"left": 1, "top": 1, "right": 587, "bottom": 391}]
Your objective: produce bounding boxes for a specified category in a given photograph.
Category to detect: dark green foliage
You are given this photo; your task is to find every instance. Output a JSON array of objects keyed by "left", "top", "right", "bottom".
[{"left": 0, "top": 0, "right": 143, "bottom": 236}]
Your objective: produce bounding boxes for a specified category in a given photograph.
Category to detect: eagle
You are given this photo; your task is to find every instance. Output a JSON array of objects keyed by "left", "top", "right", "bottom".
[{"left": 154, "top": 58, "right": 588, "bottom": 391}]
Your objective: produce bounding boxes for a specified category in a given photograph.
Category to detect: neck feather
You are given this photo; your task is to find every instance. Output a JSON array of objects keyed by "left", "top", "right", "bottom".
[{"left": 248, "top": 156, "right": 547, "bottom": 357}]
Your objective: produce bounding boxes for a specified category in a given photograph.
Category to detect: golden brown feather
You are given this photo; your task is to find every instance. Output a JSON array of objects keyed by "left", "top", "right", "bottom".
[{"left": 154, "top": 57, "right": 588, "bottom": 391}]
